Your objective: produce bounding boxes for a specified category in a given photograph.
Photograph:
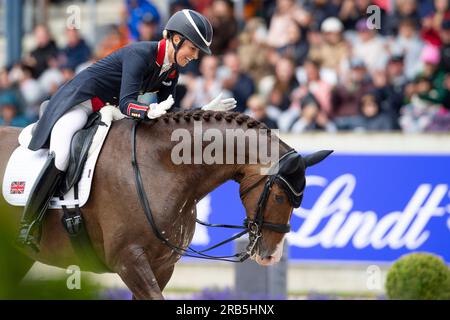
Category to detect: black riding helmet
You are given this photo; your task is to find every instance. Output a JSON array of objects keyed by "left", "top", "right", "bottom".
[{"left": 164, "top": 9, "right": 213, "bottom": 65}]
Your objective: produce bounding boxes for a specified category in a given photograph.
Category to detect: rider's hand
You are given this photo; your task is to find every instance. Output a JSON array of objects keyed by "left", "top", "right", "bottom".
[
  {"left": 201, "top": 92, "right": 237, "bottom": 111},
  {"left": 147, "top": 95, "right": 174, "bottom": 119}
]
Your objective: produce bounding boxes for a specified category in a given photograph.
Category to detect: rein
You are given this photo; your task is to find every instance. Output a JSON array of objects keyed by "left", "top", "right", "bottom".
[{"left": 130, "top": 120, "right": 292, "bottom": 262}]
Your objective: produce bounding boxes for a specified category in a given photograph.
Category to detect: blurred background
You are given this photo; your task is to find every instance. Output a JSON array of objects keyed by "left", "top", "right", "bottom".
[{"left": 0, "top": 0, "right": 449, "bottom": 300}]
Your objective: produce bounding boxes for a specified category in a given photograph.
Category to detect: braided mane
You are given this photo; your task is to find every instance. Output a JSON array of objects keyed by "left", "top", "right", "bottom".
[{"left": 151, "top": 110, "right": 270, "bottom": 131}]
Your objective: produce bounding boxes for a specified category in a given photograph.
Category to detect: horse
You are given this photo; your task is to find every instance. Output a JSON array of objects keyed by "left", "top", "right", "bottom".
[{"left": 0, "top": 110, "right": 331, "bottom": 299}]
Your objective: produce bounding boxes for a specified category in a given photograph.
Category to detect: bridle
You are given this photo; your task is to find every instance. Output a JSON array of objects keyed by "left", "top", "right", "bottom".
[{"left": 131, "top": 120, "right": 300, "bottom": 262}]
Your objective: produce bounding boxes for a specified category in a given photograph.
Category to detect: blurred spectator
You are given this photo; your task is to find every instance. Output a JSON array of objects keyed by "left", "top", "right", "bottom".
[
  {"left": 266, "top": 0, "right": 305, "bottom": 49},
  {"left": 207, "top": 0, "right": 239, "bottom": 55},
  {"left": 96, "top": 25, "right": 129, "bottom": 59},
  {"left": 420, "top": 0, "right": 450, "bottom": 46},
  {"left": 263, "top": 57, "right": 299, "bottom": 112},
  {"left": 238, "top": 17, "right": 272, "bottom": 83},
  {"left": 0, "top": 95, "right": 29, "bottom": 127},
  {"left": 246, "top": 95, "right": 278, "bottom": 129},
  {"left": 399, "top": 74, "right": 441, "bottom": 132},
  {"left": 439, "top": 19, "right": 450, "bottom": 72},
  {"left": 309, "top": 17, "right": 349, "bottom": 74},
  {"left": 137, "top": 12, "right": 161, "bottom": 41},
  {"left": 335, "top": 93, "right": 394, "bottom": 131},
  {"left": 373, "top": 54, "right": 408, "bottom": 128},
  {"left": 331, "top": 57, "right": 374, "bottom": 119},
  {"left": 276, "top": 22, "right": 310, "bottom": 65},
  {"left": 339, "top": 0, "right": 388, "bottom": 34},
  {"left": 292, "top": 59, "right": 332, "bottom": 116},
  {"left": 304, "top": 0, "right": 340, "bottom": 27},
  {"left": 0, "top": 69, "right": 27, "bottom": 116},
  {"left": 387, "top": 0, "right": 421, "bottom": 35},
  {"left": 181, "top": 55, "right": 232, "bottom": 109},
  {"left": 23, "top": 25, "right": 59, "bottom": 78},
  {"left": 289, "top": 94, "right": 337, "bottom": 133},
  {"left": 389, "top": 18, "right": 425, "bottom": 79},
  {"left": 417, "top": 44, "right": 447, "bottom": 105},
  {"left": 10, "top": 64, "right": 43, "bottom": 120},
  {"left": 60, "top": 64, "right": 76, "bottom": 83},
  {"left": 220, "top": 51, "right": 255, "bottom": 113},
  {"left": 126, "top": 0, "right": 160, "bottom": 41},
  {"left": 352, "top": 18, "right": 389, "bottom": 73},
  {"left": 38, "top": 54, "right": 64, "bottom": 96},
  {"left": 60, "top": 28, "right": 92, "bottom": 71}
]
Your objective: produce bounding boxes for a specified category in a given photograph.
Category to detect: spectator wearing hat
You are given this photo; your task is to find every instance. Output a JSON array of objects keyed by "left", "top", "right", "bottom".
[
  {"left": 309, "top": 17, "right": 349, "bottom": 74},
  {"left": 389, "top": 18, "right": 425, "bottom": 79}
]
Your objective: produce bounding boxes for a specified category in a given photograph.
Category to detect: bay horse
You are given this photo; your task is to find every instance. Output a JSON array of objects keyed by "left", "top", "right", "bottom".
[{"left": 0, "top": 110, "right": 331, "bottom": 299}]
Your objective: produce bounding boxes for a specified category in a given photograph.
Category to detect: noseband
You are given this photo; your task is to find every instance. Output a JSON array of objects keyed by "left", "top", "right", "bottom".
[{"left": 131, "top": 121, "right": 298, "bottom": 262}]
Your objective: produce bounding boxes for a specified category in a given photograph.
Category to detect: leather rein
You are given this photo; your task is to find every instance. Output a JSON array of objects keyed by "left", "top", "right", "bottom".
[{"left": 131, "top": 120, "right": 293, "bottom": 262}]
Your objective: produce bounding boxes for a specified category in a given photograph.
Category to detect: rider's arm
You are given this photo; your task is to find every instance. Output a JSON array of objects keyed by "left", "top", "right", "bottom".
[
  {"left": 157, "top": 70, "right": 178, "bottom": 112},
  {"left": 118, "top": 48, "right": 150, "bottom": 119}
]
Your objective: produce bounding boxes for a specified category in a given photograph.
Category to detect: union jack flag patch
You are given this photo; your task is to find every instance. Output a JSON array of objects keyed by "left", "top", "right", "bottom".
[{"left": 10, "top": 181, "right": 25, "bottom": 194}]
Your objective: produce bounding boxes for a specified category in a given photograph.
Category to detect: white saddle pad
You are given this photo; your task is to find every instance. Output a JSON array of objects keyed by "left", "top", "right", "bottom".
[{"left": 2, "top": 105, "right": 125, "bottom": 209}]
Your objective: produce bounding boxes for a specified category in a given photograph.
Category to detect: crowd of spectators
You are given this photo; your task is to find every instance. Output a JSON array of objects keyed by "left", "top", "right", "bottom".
[{"left": 1, "top": 0, "right": 450, "bottom": 133}]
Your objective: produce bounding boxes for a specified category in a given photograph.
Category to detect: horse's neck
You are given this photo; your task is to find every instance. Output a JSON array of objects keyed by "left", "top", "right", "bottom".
[{"left": 135, "top": 117, "right": 287, "bottom": 203}]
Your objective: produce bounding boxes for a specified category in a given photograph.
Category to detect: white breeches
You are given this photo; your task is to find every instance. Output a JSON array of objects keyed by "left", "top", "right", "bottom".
[{"left": 50, "top": 100, "right": 93, "bottom": 171}]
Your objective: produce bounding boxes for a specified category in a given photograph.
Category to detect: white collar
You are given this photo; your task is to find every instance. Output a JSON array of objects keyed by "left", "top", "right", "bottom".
[{"left": 160, "top": 42, "right": 172, "bottom": 75}]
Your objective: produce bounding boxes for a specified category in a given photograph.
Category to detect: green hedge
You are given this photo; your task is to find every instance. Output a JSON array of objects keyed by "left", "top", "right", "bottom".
[{"left": 386, "top": 252, "right": 450, "bottom": 300}]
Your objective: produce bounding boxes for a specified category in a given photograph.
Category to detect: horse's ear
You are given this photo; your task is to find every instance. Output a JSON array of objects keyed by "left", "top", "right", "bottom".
[{"left": 304, "top": 150, "right": 333, "bottom": 168}]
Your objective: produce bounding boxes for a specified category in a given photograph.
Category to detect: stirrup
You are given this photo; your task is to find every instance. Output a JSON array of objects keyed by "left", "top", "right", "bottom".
[{"left": 17, "top": 221, "right": 41, "bottom": 252}]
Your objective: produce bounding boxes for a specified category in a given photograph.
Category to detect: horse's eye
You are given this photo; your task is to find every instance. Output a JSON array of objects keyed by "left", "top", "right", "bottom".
[{"left": 275, "top": 194, "right": 285, "bottom": 204}]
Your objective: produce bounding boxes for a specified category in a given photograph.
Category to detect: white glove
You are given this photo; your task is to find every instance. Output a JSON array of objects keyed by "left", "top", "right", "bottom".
[
  {"left": 201, "top": 92, "right": 237, "bottom": 111},
  {"left": 147, "top": 94, "right": 174, "bottom": 119}
]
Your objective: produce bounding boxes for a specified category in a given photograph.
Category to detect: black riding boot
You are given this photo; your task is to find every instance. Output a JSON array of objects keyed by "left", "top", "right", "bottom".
[{"left": 17, "top": 152, "right": 63, "bottom": 252}]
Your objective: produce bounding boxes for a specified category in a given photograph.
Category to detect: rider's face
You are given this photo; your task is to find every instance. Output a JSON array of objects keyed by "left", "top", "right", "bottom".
[{"left": 173, "top": 37, "right": 200, "bottom": 67}]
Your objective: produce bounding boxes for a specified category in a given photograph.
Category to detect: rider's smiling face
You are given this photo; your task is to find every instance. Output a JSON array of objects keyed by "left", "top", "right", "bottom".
[{"left": 171, "top": 35, "right": 200, "bottom": 67}]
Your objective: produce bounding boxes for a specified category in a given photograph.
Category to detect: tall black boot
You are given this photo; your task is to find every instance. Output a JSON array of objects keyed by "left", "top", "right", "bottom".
[{"left": 17, "top": 152, "right": 63, "bottom": 252}]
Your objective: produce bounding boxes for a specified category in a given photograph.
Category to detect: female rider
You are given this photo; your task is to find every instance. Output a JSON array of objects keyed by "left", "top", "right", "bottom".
[{"left": 18, "top": 9, "right": 237, "bottom": 249}]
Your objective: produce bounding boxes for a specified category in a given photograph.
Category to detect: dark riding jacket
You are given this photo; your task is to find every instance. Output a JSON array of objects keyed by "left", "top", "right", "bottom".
[{"left": 28, "top": 39, "right": 178, "bottom": 151}]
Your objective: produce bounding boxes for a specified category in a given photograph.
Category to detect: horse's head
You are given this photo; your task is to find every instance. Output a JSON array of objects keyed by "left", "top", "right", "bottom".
[{"left": 240, "top": 149, "right": 333, "bottom": 266}]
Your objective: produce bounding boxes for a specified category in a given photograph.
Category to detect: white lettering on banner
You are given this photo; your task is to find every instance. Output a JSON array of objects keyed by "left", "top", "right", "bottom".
[{"left": 287, "top": 175, "right": 450, "bottom": 250}]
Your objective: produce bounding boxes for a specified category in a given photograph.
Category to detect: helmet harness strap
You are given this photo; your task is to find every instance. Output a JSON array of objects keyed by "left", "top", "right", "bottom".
[{"left": 170, "top": 32, "right": 185, "bottom": 67}]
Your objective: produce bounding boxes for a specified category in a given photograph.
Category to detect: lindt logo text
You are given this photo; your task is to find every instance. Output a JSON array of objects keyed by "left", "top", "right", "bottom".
[{"left": 288, "top": 174, "right": 450, "bottom": 250}]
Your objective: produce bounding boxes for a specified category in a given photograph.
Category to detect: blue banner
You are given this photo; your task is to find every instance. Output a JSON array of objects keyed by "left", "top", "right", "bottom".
[{"left": 190, "top": 153, "right": 450, "bottom": 263}]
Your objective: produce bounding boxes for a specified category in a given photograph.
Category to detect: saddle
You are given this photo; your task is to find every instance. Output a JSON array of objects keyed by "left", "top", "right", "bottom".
[{"left": 59, "top": 112, "right": 106, "bottom": 195}]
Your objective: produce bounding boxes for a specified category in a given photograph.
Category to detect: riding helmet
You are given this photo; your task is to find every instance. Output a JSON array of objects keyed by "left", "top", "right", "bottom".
[{"left": 164, "top": 9, "right": 213, "bottom": 55}]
